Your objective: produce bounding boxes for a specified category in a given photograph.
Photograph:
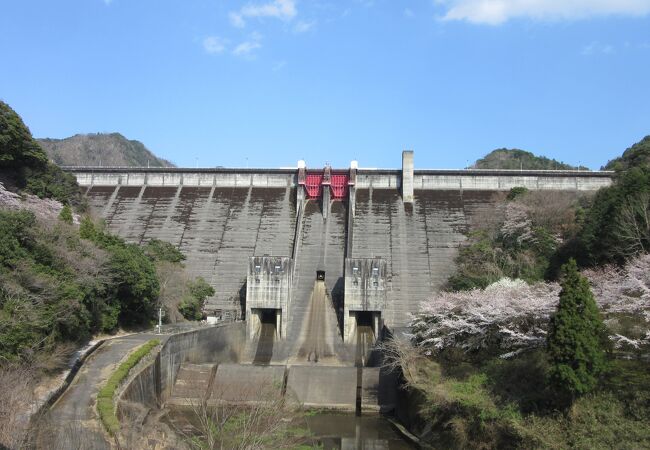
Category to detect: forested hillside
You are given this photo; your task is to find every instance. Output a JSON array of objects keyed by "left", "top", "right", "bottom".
[
  {"left": 604, "top": 135, "right": 650, "bottom": 171},
  {"left": 0, "top": 101, "right": 206, "bottom": 448},
  {"left": 473, "top": 148, "right": 587, "bottom": 170},
  {"left": 38, "top": 133, "right": 175, "bottom": 168}
]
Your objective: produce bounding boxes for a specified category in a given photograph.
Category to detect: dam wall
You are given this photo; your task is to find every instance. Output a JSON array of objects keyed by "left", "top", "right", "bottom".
[
  {"left": 66, "top": 164, "right": 613, "bottom": 330},
  {"left": 67, "top": 166, "right": 611, "bottom": 191}
]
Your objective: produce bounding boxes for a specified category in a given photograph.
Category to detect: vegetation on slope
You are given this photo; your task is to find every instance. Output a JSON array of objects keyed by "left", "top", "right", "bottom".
[
  {"left": 473, "top": 148, "right": 586, "bottom": 171},
  {"left": 448, "top": 187, "right": 586, "bottom": 290},
  {"left": 453, "top": 135, "right": 650, "bottom": 290},
  {"left": 412, "top": 136, "right": 650, "bottom": 449},
  {"left": 0, "top": 100, "right": 81, "bottom": 206},
  {"left": 396, "top": 257, "right": 650, "bottom": 449},
  {"left": 0, "top": 101, "right": 207, "bottom": 366},
  {"left": 604, "top": 135, "right": 650, "bottom": 171},
  {"left": 38, "top": 133, "right": 175, "bottom": 168},
  {"left": 576, "top": 146, "right": 650, "bottom": 266},
  {"left": 389, "top": 341, "right": 650, "bottom": 450}
]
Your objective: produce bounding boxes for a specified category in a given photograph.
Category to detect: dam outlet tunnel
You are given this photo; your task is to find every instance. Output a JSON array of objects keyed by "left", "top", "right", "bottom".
[
  {"left": 251, "top": 308, "right": 280, "bottom": 365},
  {"left": 250, "top": 308, "right": 281, "bottom": 338}
]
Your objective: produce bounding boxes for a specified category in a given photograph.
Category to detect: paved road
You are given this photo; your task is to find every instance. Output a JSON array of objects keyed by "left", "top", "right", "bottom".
[{"left": 37, "top": 333, "right": 157, "bottom": 450}]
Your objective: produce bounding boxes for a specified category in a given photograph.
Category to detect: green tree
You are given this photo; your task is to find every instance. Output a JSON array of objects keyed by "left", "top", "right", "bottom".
[
  {"left": 578, "top": 166, "right": 650, "bottom": 265},
  {"left": 0, "top": 101, "right": 48, "bottom": 170},
  {"left": 59, "top": 205, "right": 73, "bottom": 224},
  {"left": 79, "top": 216, "right": 159, "bottom": 325},
  {"left": 178, "top": 277, "right": 214, "bottom": 321},
  {"left": 143, "top": 238, "right": 185, "bottom": 263},
  {"left": 0, "top": 100, "right": 82, "bottom": 205},
  {"left": 547, "top": 259, "right": 607, "bottom": 403}
]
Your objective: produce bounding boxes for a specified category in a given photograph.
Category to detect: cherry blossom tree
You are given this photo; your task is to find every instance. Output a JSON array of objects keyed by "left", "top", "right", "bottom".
[{"left": 412, "top": 254, "right": 650, "bottom": 358}]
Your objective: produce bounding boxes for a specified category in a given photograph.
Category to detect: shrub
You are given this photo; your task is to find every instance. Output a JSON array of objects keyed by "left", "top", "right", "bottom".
[
  {"left": 59, "top": 204, "right": 73, "bottom": 224},
  {"left": 96, "top": 339, "right": 160, "bottom": 436},
  {"left": 143, "top": 239, "right": 185, "bottom": 263},
  {"left": 178, "top": 277, "right": 214, "bottom": 320},
  {"left": 507, "top": 186, "right": 529, "bottom": 200}
]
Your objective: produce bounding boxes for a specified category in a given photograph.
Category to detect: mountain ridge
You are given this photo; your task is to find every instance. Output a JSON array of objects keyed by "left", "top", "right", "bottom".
[
  {"left": 472, "top": 148, "right": 587, "bottom": 171},
  {"left": 37, "top": 132, "right": 175, "bottom": 168}
]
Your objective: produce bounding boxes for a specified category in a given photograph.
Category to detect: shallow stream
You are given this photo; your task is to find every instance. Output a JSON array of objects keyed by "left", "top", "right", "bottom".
[{"left": 304, "top": 413, "right": 414, "bottom": 449}]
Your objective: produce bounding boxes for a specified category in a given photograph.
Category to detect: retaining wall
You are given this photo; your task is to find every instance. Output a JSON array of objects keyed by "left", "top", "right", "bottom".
[{"left": 119, "top": 323, "right": 245, "bottom": 411}]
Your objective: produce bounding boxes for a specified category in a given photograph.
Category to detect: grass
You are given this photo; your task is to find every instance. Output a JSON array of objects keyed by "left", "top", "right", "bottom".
[
  {"left": 406, "top": 351, "right": 650, "bottom": 449},
  {"left": 96, "top": 339, "right": 160, "bottom": 436}
]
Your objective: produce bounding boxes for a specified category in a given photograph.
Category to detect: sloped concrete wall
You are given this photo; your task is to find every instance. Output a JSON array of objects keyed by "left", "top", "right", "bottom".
[{"left": 158, "top": 323, "right": 245, "bottom": 401}]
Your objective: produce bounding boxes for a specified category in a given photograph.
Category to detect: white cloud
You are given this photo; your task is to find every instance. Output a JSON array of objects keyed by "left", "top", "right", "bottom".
[
  {"left": 438, "top": 0, "right": 650, "bottom": 25},
  {"left": 229, "top": 12, "right": 246, "bottom": 28},
  {"left": 229, "top": 0, "right": 297, "bottom": 28},
  {"left": 272, "top": 60, "right": 287, "bottom": 71},
  {"left": 203, "top": 36, "right": 227, "bottom": 54},
  {"left": 582, "top": 41, "right": 615, "bottom": 55},
  {"left": 233, "top": 41, "right": 262, "bottom": 56},
  {"left": 103, "top": 0, "right": 112, "bottom": 4},
  {"left": 233, "top": 33, "right": 263, "bottom": 58},
  {"left": 293, "top": 20, "right": 315, "bottom": 33},
  {"left": 404, "top": 8, "right": 415, "bottom": 18}
]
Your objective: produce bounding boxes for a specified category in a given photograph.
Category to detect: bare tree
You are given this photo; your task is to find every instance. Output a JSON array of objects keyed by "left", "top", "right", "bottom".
[
  {"left": 156, "top": 261, "right": 190, "bottom": 323},
  {"left": 0, "top": 365, "right": 36, "bottom": 449},
  {"left": 176, "top": 382, "right": 309, "bottom": 450},
  {"left": 615, "top": 192, "right": 650, "bottom": 258}
]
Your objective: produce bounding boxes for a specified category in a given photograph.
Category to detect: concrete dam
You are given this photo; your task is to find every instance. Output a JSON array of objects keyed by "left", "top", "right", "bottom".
[{"left": 66, "top": 152, "right": 613, "bottom": 411}]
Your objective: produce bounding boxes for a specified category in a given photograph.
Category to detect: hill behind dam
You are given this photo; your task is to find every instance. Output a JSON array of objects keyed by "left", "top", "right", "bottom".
[{"left": 37, "top": 133, "right": 175, "bottom": 168}]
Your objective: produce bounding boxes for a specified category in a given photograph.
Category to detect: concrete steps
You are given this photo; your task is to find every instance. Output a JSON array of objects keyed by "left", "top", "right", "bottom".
[
  {"left": 168, "top": 363, "right": 216, "bottom": 404},
  {"left": 166, "top": 362, "right": 393, "bottom": 412}
]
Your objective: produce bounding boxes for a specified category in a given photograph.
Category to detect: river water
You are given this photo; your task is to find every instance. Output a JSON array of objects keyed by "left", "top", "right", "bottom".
[
  {"left": 166, "top": 409, "right": 414, "bottom": 449},
  {"left": 304, "top": 413, "right": 414, "bottom": 449}
]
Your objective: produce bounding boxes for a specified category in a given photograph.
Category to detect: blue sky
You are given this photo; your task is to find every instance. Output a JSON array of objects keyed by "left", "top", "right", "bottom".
[{"left": 1, "top": 1, "right": 649, "bottom": 169}]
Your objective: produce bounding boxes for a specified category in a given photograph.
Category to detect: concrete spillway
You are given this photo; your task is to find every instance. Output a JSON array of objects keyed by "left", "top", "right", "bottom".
[
  {"left": 288, "top": 200, "right": 347, "bottom": 362},
  {"left": 355, "top": 325, "right": 375, "bottom": 367},
  {"left": 252, "top": 322, "right": 275, "bottom": 365},
  {"left": 296, "top": 281, "right": 336, "bottom": 363}
]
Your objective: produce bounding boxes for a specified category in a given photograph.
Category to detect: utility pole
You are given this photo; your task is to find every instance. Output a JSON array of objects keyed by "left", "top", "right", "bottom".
[{"left": 156, "top": 307, "right": 165, "bottom": 334}]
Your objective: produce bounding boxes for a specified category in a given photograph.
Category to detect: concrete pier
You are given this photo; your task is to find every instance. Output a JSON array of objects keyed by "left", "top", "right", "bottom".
[{"left": 402, "top": 150, "right": 414, "bottom": 203}]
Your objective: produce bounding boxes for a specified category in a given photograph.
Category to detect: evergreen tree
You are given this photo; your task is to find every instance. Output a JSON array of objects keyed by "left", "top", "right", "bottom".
[
  {"left": 547, "top": 259, "right": 607, "bottom": 403},
  {"left": 59, "top": 204, "right": 73, "bottom": 224}
]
